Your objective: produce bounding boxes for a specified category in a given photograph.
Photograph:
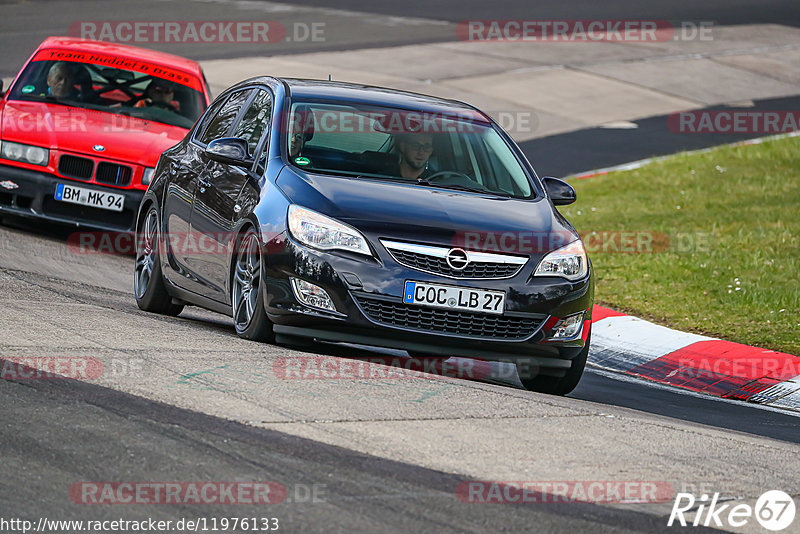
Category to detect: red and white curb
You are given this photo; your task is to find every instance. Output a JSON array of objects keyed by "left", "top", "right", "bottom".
[{"left": 589, "top": 305, "right": 800, "bottom": 412}]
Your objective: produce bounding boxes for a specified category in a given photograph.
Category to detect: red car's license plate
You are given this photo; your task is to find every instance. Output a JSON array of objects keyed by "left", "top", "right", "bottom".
[{"left": 55, "top": 183, "right": 124, "bottom": 212}]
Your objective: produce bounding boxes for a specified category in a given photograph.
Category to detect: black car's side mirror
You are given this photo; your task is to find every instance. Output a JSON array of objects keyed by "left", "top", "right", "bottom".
[
  {"left": 542, "top": 176, "right": 577, "bottom": 206},
  {"left": 205, "top": 137, "right": 253, "bottom": 167},
  {"left": 0, "top": 79, "right": 4, "bottom": 97}
]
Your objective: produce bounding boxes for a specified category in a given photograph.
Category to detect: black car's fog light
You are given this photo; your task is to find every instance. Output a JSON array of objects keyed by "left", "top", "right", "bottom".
[
  {"left": 291, "top": 277, "right": 336, "bottom": 312},
  {"left": 548, "top": 311, "right": 585, "bottom": 339}
]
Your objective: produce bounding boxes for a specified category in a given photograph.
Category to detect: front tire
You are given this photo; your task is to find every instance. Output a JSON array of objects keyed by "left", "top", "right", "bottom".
[
  {"left": 134, "top": 205, "right": 184, "bottom": 316},
  {"left": 517, "top": 333, "right": 590, "bottom": 396},
  {"left": 232, "top": 228, "right": 274, "bottom": 342}
]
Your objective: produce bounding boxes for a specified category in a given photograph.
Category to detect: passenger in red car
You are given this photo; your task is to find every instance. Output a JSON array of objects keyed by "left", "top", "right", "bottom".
[{"left": 135, "top": 80, "right": 178, "bottom": 112}]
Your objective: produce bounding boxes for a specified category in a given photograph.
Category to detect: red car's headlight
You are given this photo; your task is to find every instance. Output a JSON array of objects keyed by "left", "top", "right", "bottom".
[{"left": 0, "top": 140, "right": 49, "bottom": 166}]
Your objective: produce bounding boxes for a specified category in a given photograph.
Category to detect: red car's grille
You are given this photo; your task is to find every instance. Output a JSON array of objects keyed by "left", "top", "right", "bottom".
[
  {"left": 95, "top": 162, "right": 132, "bottom": 186},
  {"left": 58, "top": 155, "right": 94, "bottom": 180},
  {"left": 57, "top": 155, "right": 134, "bottom": 187}
]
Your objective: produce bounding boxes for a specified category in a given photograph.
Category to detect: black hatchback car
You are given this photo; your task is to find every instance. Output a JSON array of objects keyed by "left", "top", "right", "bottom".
[{"left": 135, "top": 77, "right": 593, "bottom": 395}]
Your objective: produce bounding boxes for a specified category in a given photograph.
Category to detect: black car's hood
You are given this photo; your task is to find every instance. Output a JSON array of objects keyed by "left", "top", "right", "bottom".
[{"left": 276, "top": 167, "right": 577, "bottom": 254}]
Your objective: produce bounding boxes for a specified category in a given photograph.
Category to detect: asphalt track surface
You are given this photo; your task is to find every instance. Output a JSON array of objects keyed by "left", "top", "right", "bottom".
[
  {"left": 2, "top": 1, "right": 800, "bottom": 532},
  {"left": 524, "top": 95, "right": 800, "bottom": 178},
  {"left": 0, "top": 209, "right": 799, "bottom": 532},
  {"left": 0, "top": 370, "right": 713, "bottom": 533}
]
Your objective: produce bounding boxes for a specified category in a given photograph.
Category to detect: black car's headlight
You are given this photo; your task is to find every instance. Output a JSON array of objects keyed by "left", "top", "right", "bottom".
[
  {"left": 287, "top": 205, "right": 372, "bottom": 256},
  {"left": 0, "top": 140, "right": 49, "bottom": 166},
  {"left": 533, "top": 240, "right": 588, "bottom": 281}
]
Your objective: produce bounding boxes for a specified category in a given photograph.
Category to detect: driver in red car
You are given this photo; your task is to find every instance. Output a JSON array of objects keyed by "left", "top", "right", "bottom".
[{"left": 45, "top": 62, "right": 78, "bottom": 99}]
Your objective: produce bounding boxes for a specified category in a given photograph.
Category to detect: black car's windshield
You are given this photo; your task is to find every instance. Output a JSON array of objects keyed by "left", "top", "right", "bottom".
[
  {"left": 287, "top": 101, "right": 536, "bottom": 199},
  {"left": 9, "top": 59, "right": 206, "bottom": 129}
]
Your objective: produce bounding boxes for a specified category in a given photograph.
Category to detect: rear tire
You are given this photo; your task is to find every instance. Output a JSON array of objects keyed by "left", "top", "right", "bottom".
[
  {"left": 517, "top": 333, "right": 590, "bottom": 395},
  {"left": 232, "top": 228, "right": 274, "bottom": 342},
  {"left": 134, "top": 205, "right": 184, "bottom": 316}
]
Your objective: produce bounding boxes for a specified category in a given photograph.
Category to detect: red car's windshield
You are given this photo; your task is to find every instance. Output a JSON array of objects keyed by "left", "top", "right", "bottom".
[{"left": 8, "top": 59, "right": 206, "bottom": 129}]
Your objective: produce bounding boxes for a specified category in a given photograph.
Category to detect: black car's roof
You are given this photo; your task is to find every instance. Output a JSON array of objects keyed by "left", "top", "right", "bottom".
[{"left": 243, "top": 77, "right": 489, "bottom": 119}]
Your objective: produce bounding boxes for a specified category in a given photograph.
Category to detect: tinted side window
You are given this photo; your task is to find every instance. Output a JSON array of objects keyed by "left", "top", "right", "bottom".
[
  {"left": 197, "top": 89, "right": 252, "bottom": 145},
  {"left": 194, "top": 94, "right": 230, "bottom": 143},
  {"left": 231, "top": 89, "right": 273, "bottom": 156}
]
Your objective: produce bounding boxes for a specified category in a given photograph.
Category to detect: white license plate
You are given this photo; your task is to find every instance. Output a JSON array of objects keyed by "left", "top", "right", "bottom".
[
  {"left": 55, "top": 183, "right": 124, "bottom": 212},
  {"left": 403, "top": 281, "right": 505, "bottom": 315}
]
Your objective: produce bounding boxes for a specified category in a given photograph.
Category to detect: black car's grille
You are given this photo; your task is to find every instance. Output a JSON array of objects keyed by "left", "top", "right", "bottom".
[
  {"left": 388, "top": 249, "right": 523, "bottom": 279},
  {"left": 58, "top": 155, "right": 94, "bottom": 180},
  {"left": 354, "top": 295, "right": 542, "bottom": 340},
  {"left": 95, "top": 162, "right": 132, "bottom": 186}
]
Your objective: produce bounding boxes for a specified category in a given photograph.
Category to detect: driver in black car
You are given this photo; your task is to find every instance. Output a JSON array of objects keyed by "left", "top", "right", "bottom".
[
  {"left": 135, "top": 80, "right": 178, "bottom": 112},
  {"left": 385, "top": 132, "right": 435, "bottom": 180}
]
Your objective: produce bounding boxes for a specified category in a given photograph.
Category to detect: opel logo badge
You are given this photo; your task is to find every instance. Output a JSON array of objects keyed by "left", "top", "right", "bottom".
[
  {"left": 93, "top": 145, "right": 106, "bottom": 152},
  {"left": 446, "top": 248, "right": 469, "bottom": 270}
]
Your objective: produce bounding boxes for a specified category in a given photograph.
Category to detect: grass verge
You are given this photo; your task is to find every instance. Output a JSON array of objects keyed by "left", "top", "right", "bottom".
[{"left": 560, "top": 135, "right": 799, "bottom": 355}]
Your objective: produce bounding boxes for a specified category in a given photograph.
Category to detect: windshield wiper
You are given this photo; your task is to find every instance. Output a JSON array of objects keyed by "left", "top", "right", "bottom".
[{"left": 415, "top": 179, "right": 511, "bottom": 197}]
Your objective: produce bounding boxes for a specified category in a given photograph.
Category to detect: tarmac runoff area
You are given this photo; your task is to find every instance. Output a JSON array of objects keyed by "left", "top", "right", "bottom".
[
  {"left": 3, "top": 23, "right": 799, "bottom": 175},
  {"left": 198, "top": 23, "right": 800, "bottom": 142}
]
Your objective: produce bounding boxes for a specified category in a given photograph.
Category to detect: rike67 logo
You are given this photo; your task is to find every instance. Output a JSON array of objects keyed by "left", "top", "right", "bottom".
[{"left": 668, "top": 490, "right": 796, "bottom": 531}]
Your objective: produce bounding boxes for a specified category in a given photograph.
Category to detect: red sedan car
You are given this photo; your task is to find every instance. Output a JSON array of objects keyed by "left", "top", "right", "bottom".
[{"left": 0, "top": 37, "right": 211, "bottom": 231}]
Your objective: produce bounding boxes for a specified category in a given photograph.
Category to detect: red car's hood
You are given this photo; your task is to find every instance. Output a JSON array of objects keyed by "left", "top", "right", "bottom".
[{"left": 0, "top": 100, "right": 187, "bottom": 166}]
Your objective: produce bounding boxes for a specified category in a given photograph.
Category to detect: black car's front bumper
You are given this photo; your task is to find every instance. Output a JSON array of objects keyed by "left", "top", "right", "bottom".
[
  {"left": 263, "top": 237, "right": 593, "bottom": 366},
  {"left": 0, "top": 163, "right": 143, "bottom": 232}
]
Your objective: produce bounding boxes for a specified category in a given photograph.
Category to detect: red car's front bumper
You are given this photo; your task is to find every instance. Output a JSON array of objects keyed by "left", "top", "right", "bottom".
[{"left": 0, "top": 163, "right": 144, "bottom": 232}]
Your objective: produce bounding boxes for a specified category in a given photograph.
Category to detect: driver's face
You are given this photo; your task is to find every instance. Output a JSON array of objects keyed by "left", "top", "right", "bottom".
[
  {"left": 150, "top": 86, "right": 174, "bottom": 103},
  {"left": 47, "top": 67, "right": 73, "bottom": 99},
  {"left": 399, "top": 134, "right": 434, "bottom": 170},
  {"left": 289, "top": 132, "right": 305, "bottom": 158}
]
